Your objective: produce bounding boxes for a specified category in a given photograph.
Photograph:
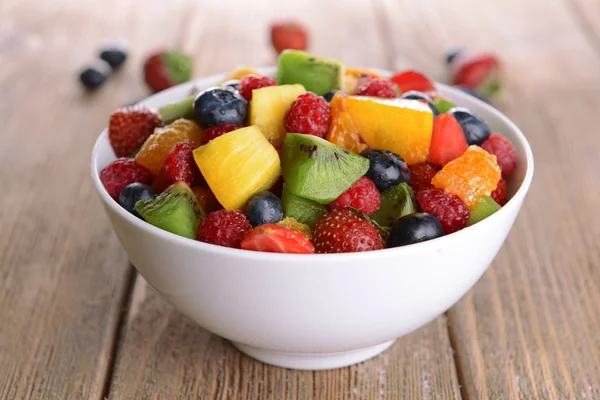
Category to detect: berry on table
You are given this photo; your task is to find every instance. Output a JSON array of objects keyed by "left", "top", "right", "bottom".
[
  {"left": 328, "top": 176, "right": 381, "bottom": 215},
  {"left": 389, "top": 70, "right": 435, "bottom": 93},
  {"left": 481, "top": 133, "right": 517, "bottom": 178},
  {"left": 360, "top": 149, "right": 410, "bottom": 192},
  {"left": 408, "top": 163, "right": 439, "bottom": 194},
  {"left": 270, "top": 21, "right": 309, "bottom": 54},
  {"left": 312, "top": 209, "right": 385, "bottom": 253},
  {"left": 449, "top": 107, "right": 491, "bottom": 146},
  {"left": 143, "top": 50, "right": 193, "bottom": 93},
  {"left": 387, "top": 213, "right": 444, "bottom": 248},
  {"left": 193, "top": 87, "right": 248, "bottom": 128},
  {"left": 100, "top": 158, "right": 152, "bottom": 201},
  {"left": 427, "top": 113, "right": 468, "bottom": 168},
  {"left": 241, "top": 224, "right": 314, "bottom": 253},
  {"left": 119, "top": 183, "right": 156, "bottom": 218},
  {"left": 354, "top": 77, "right": 399, "bottom": 98},
  {"left": 152, "top": 140, "right": 201, "bottom": 194},
  {"left": 284, "top": 92, "right": 331, "bottom": 137},
  {"left": 244, "top": 191, "right": 284, "bottom": 227},
  {"left": 197, "top": 210, "right": 251, "bottom": 248},
  {"left": 238, "top": 75, "right": 277, "bottom": 101},
  {"left": 445, "top": 47, "right": 465, "bottom": 66},
  {"left": 491, "top": 177, "right": 507, "bottom": 206},
  {"left": 108, "top": 106, "right": 163, "bottom": 158},
  {"left": 79, "top": 60, "right": 111, "bottom": 90},
  {"left": 99, "top": 42, "right": 128, "bottom": 70},
  {"left": 417, "top": 188, "right": 470, "bottom": 234},
  {"left": 203, "top": 123, "right": 243, "bottom": 144}
]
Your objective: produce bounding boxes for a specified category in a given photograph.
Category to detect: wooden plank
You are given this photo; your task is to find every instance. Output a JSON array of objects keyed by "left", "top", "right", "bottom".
[
  {"left": 107, "top": 0, "right": 461, "bottom": 398},
  {"left": 378, "top": 0, "right": 600, "bottom": 398}
]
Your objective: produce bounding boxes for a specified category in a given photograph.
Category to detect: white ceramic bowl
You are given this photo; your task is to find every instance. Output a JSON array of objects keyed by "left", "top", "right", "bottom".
[{"left": 91, "top": 68, "right": 534, "bottom": 370}]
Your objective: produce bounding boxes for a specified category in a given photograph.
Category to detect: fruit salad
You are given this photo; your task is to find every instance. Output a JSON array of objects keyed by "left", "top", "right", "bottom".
[{"left": 100, "top": 50, "right": 519, "bottom": 254}]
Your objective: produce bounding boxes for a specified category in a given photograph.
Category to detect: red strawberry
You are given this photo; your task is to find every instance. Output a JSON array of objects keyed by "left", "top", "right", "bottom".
[
  {"left": 408, "top": 163, "right": 439, "bottom": 194},
  {"left": 270, "top": 21, "right": 308, "bottom": 54},
  {"left": 390, "top": 70, "right": 435, "bottom": 93},
  {"left": 100, "top": 158, "right": 152, "bottom": 201},
  {"left": 427, "top": 114, "right": 468, "bottom": 167},
  {"left": 152, "top": 140, "right": 200, "bottom": 193},
  {"left": 354, "top": 77, "right": 399, "bottom": 98},
  {"left": 108, "top": 106, "right": 163, "bottom": 157},
  {"left": 203, "top": 124, "right": 243, "bottom": 144},
  {"left": 328, "top": 176, "right": 381, "bottom": 215},
  {"left": 312, "top": 209, "right": 385, "bottom": 253},
  {"left": 481, "top": 133, "right": 517, "bottom": 178},
  {"left": 143, "top": 50, "right": 193, "bottom": 93},
  {"left": 241, "top": 224, "right": 314, "bottom": 254},
  {"left": 491, "top": 178, "right": 507, "bottom": 206}
]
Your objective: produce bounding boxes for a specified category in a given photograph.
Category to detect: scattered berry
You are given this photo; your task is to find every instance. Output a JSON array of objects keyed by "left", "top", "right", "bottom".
[
  {"left": 197, "top": 210, "right": 251, "bottom": 248},
  {"left": 427, "top": 114, "right": 468, "bottom": 167},
  {"left": 100, "top": 158, "right": 152, "bottom": 201},
  {"left": 284, "top": 92, "right": 331, "bottom": 137},
  {"left": 244, "top": 191, "right": 284, "bottom": 227},
  {"left": 312, "top": 209, "right": 385, "bottom": 253},
  {"left": 152, "top": 140, "right": 200, "bottom": 193},
  {"left": 277, "top": 217, "right": 312, "bottom": 240},
  {"left": 144, "top": 50, "right": 193, "bottom": 93},
  {"left": 481, "top": 133, "right": 517, "bottom": 178},
  {"left": 203, "top": 123, "right": 243, "bottom": 144},
  {"left": 193, "top": 87, "right": 248, "bottom": 128},
  {"left": 360, "top": 149, "right": 410, "bottom": 192},
  {"left": 241, "top": 224, "right": 314, "bottom": 253},
  {"left": 408, "top": 163, "right": 439, "bottom": 194},
  {"left": 79, "top": 60, "right": 111, "bottom": 90},
  {"left": 449, "top": 107, "right": 491, "bottom": 146},
  {"left": 99, "top": 42, "right": 128, "bottom": 70},
  {"left": 238, "top": 75, "right": 277, "bottom": 101},
  {"left": 491, "top": 178, "right": 507, "bottom": 206},
  {"left": 108, "top": 106, "right": 163, "bottom": 158},
  {"left": 328, "top": 176, "right": 381, "bottom": 215},
  {"left": 354, "top": 77, "right": 399, "bottom": 98},
  {"left": 387, "top": 213, "right": 444, "bottom": 248},
  {"left": 389, "top": 70, "right": 435, "bottom": 93},
  {"left": 270, "top": 21, "right": 309, "bottom": 54},
  {"left": 401, "top": 90, "right": 438, "bottom": 116},
  {"left": 119, "top": 183, "right": 155, "bottom": 218},
  {"left": 417, "top": 188, "right": 470, "bottom": 234}
]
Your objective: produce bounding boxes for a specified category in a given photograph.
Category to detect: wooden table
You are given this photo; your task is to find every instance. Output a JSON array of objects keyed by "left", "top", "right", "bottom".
[{"left": 1, "top": 0, "right": 599, "bottom": 398}]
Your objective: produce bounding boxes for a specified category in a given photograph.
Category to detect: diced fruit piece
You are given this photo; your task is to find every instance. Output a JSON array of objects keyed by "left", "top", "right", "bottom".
[
  {"left": 408, "top": 163, "right": 439, "bottom": 194},
  {"left": 427, "top": 114, "right": 468, "bottom": 167},
  {"left": 370, "top": 183, "right": 417, "bottom": 231},
  {"left": 270, "top": 21, "right": 309, "bottom": 54},
  {"left": 134, "top": 182, "right": 202, "bottom": 239},
  {"left": 100, "top": 158, "right": 152, "bottom": 201},
  {"left": 312, "top": 209, "right": 385, "bottom": 253},
  {"left": 119, "top": 183, "right": 156, "bottom": 218},
  {"left": 481, "top": 133, "right": 517, "bottom": 178},
  {"left": 135, "top": 119, "right": 203, "bottom": 175},
  {"left": 450, "top": 51, "right": 502, "bottom": 102},
  {"left": 284, "top": 92, "right": 331, "bottom": 138},
  {"left": 197, "top": 210, "right": 251, "bottom": 248},
  {"left": 223, "top": 67, "right": 261, "bottom": 81},
  {"left": 323, "top": 89, "right": 347, "bottom": 102},
  {"left": 360, "top": 148, "right": 410, "bottom": 192},
  {"left": 281, "top": 184, "right": 327, "bottom": 228},
  {"left": 144, "top": 50, "right": 193, "bottom": 93},
  {"left": 276, "top": 50, "right": 344, "bottom": 96},
  {"left": 79, "top": 60, "right": 111, "bottom": 90},
  {"left": 191, "top": 186, "right": 222, "bottom": 213},
  {"left": 158, "top": 95, "right": 195, "bottom": 124},
  {"left": 448, "top": 107, "right": 491, "bottom": 146},
  {"left": 193, "top": 87, "right": 247, "bottom": 128},
  {"left": 467, "top": 196, "right": 501, "bottom": 226},
  {"left": 342, "top": 96, "right": 434, "bottom": 165},
  {"left": 326, "top": 93, "right": 368, "bottom": 154},
  {"left": 491, "top": 177, "right": 507, "bottom": 206},
  {"left": 238, "top": 75, "right": 277, "bottom": 101},
  {"left": 390, "top": 70, "right": 435, "bottom": 93},
  {"left": 417, "top": 188, "right": 469, "bottom": 234},
  {"left": 328, "top": 176, "right": 380, "bottom": 215},
  {"left": 354, "top": 77, "right": 399, "bottom": 99},
  {"left": 401, "top": 91, "right": 438, "bottom": 116},
  {"left": 244, "top": 191, "right": 284, "bottom": 227},
  {"left": 343, "top": 68, "right": 381, "bottom": 93},
  {"left": 108, "top": 106, "right": 163, "bottom": 158},
  {"left": 193, "top": 126, "right": 281, "bottom": 210},
  {"left": 434, "top": 97, "right": 457, "bottom": 114},
  {"left": 203, "top": 124, "right": 243, "bottom": 144},
  {"left": 241, "top": 224, "right": 314, "bottom": 254},
  {"left": 281, "top": 133, "right": 369, "bottom": 204},
  {"left": 387, "top": 213, "right": 444, "bottom": 248},
  {"left": 277, "top": 217, "right": 312, "bottom": 239},
  {"left": 431, "top": 145, "right": 501, "bottom": 209},
  {"left": 249, "top": 84, "right": 306, "bottom": 146},
  {"left": 152, "top": 140, "right": 200, "bottom": 193}
]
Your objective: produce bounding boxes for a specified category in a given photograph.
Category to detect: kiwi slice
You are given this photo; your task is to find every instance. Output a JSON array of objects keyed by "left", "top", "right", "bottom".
[
  {"left": 281, "top": 184, "right": 327, "bottom": 228},
  {"left": 158, "top": 95, "right": 195, "bottom": 124},
  {"left": 433, "top": 98, "right": 457, "bottom": 114},
  {"left": 370, "top": 183, "right": 417, "bottom": 231},
  {"left": 282, "top": 133, "right": 369, "bottom": 204},
  {"left": 133, "top": 182, "right": 204, "bottom": 239},
  {"left": 276, "top": 50, "right": 344, "bottom": 96},
  {"left": 466, "top": 195, "right": 501, "bottom": 226}
]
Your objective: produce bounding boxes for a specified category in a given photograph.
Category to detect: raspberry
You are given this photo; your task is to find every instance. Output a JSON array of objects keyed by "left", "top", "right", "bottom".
[
  {"left": 354, "top": 77, "right": 399, "bottom": 98},
  {"left": 481, "top": 133, "right": 517, "bottom": 178},
  {"left": 197, "top": 210, "right": 251, "bottom": 248},
  {"left": 108, "top": 106, "right": 163, "bottom": 157},
  {"left": 284, "top": 92, "right": 331, "bottom": 137},
  {"left": 328, "top": 176, "right": 381, "bottom": 215},
  {"left": 238, "top": 75, "right": 277, "bottom": 101},
  {"left": 152, "top": 140, "right": 200, "bottom": 193},
  {"left": 100, "top": 158, "right": 152, "bottom": 201},
  {"left": 491, "top": 178, "right": 507, "bottom": 206},
  {"left": 203, "top": 123, "right": 243, "bottom": 144},
  {"left": 416, "top": 188, "right": 470, "bottom": 234},
  {"left": 312, "top": 209, "right": 385, "bottom": 253},
  {"left": 408, "top": 163, "right": 439, "bottom": 194}
]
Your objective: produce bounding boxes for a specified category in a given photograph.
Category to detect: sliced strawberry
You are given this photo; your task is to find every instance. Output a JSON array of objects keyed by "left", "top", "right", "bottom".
[
  {"left": 451, "top": 51, "right": 500, "bottom": 88},
  {"left": 427, "top": 114, "right": 468, "bottom": 168},
  {"left": 241, "top": 224, "right": 315, "bottom": 254},
  {"left": 108, "top": 106, "right": 163, "bottom": 157},
  {"left": 390, "top": 70, "right": 435, "bottom": 93},
  {"left": 152, "top": 140, "right": 200, "bottom": 193},
  {"left": 270, "top": 22, "right": 308, "bottom": 54}
]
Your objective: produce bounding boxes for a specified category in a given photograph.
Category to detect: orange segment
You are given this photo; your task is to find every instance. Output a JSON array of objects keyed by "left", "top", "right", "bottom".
[
  {"left": 344, "top": 68, "right": 381, "bottom": 93},
  {"left": 431, "top": 145, "right": 501, "bottom": 209},
  {"left": 135, "top": 119, "right": 204, "bottom": 175},
  {"left": 326, "top": 93, "right": 368, "bottom": 154},
  {"left": 342, "top": 96, "right": 433, "bottom": 165}
]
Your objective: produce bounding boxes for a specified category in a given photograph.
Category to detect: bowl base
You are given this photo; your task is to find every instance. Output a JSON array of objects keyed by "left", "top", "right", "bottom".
[{"left": 231, "top": 339, "right": 396, "bottom": 370}]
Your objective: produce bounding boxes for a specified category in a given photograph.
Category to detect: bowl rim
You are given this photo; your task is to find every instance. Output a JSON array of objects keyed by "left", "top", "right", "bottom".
[{"left": 91, "top": 67, "right": 534, "bottom": 261}]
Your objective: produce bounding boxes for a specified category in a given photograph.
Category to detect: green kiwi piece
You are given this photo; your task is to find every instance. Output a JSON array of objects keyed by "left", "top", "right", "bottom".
[
  {"left": 466, "top": 195, "right": 501, "bottom": 226},
  {"left": 276, "top": 50, "right": 344, "bottom": 96},
  {"left": 281, "top": 184, "right": 327, "bottom": 228},
  {"left": 370, "top": 183, "right": 417, "bottom": 231},
  {"left": 133, "top": 181, "right": 203, "bottom": 239},
  {"left": 434, "top": 98, "right": 457, "bottom": 114},
  {"left": 158, "top": 95, "right": 195, "bottom": 124},
  {"left": 282, "top": 133, "right": 370, "bottom": 204}
]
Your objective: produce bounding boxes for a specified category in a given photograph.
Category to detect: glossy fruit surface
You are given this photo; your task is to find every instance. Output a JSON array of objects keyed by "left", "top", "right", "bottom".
[
  {"left": 79, "top": 60, "right": 111, "bottom": 90},
  {"left": 108, "top": 106, "right": 163, "bottom": 158},
  {"left": 325, "top": 93, "right": 368, "bottom": 154},
  {"left": 284, "top": 92, "right": 331, "bottom": 138},
  {"left": 238, "top": 75, "right": 277, "bottom": 101},
  {"left": 370, "top": 183, "right": 417, "bottom": 230},
  {"left": 193, "top": 87, "right": 247, "bottom": 128},
  {"left": 449, "top": 107, "right": 491, "bottom": 146},
  {"left": 360, "top": 148, "right": 410, "bottom": 191},
  {"left": 417, "top": 188, "right": 470, "bottom": 234},
  {"left": 481, "top": 133, "right": 517, "bottom": 178},
  {"left": 427, "top": 113, "right": 468, "bottom": 167},
  {"left": 119, "top": 183, "right": 156, "bottom": 218},
  {"left": 466, "top": 195, "right": 501, "bottom": 226},
  {"left": 241, "top": 224, "right": 314, "bottom": 254},
  {"left": 100, "top": 158, "right": 152, "bottom": 201},
  {"left": 244, "top": 191, "right": 284, "bottom": 227},
  {"left": 197, "top": 210, "right": 251, "bottom": 248},
  {"left": 387, "top": 213, "right": 444, "bottom": 247},
  {"left": 312, "top": 209, "right": 385, "bottom": 253},
  {"left": 151, "top": 140, "right": 200, "bottom": 193},
  {"left": 389, "top": 70, "right": 435, "bottom": 93},
  {"left": 328, "top": 176, "right": 381, "bottom": 215}
]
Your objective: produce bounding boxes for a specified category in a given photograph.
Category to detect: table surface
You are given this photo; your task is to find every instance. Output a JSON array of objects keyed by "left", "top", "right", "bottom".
[{"left": 2, "top": 0, "right": 600, "bottom": 398}]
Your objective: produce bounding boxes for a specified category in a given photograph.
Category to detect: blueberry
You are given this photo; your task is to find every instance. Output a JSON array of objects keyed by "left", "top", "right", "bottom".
[
  {"left": 360, "top": 149, "right": 410, "bottom": 192},
  {"left": 449, "top": 107, "right": 491, "bottom": 145},
  {"left": 79, "top": 60, "right": 111, "bottom": 90},
  {"left": 119, "top": 183, "right": 156, "bottom": 218},
  {"left": 99, "top": 43, "right": 128, "bottom": 70},
  {"left": 387, "top": 213, "right": 444, "bottom": 248},
  {"left": 193, "top": 87, "right": 248, "bottom": 128},
  {"left": 401, "top": 90, "right": 438, "bottom": 116},
  {"left": 445, "top": 47, "right": 464, "bottom": 65},
  {"left": 323, "top": 90, "right": 347, "bottom": 103},
  {"left": 244, "top": 191, "right": 283, "bottom": 227},
  {"left": 221, "top": 80, "right": 241, "bottom": 92}
]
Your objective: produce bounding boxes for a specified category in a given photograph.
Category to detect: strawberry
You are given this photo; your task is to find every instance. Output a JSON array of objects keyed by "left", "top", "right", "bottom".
[
  {"left": 100, "top": 158, "right": 152, "bottom": 201},
  {"left": 390, "top": 70, "right": 435, "bottom": 93},
  {"left": 427, "top": 114, "right": 468, "bottom": 168},
  {"left": 450, "top": 50, "right": 501, "bottom": 102},
  {"left": 143, "top": 50, "right": 193, "bottom": 93},
  {"left": 270, "top": 21, "right": 308, "bottom": 54},
  {"left": 152, "top": 140, "right": 200, "bottom": 193},
  {"left": 241, "top": 224, "right": 315, "bottom": 254},
  {"left": 108, "top": 106, "right": 163, "bottom": 158},
  {"left": 491, "top": 178, "right": 507, "bottom": 206},
  {"left": 312, "top": 209, "right": 385, "bottom": 253}
]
